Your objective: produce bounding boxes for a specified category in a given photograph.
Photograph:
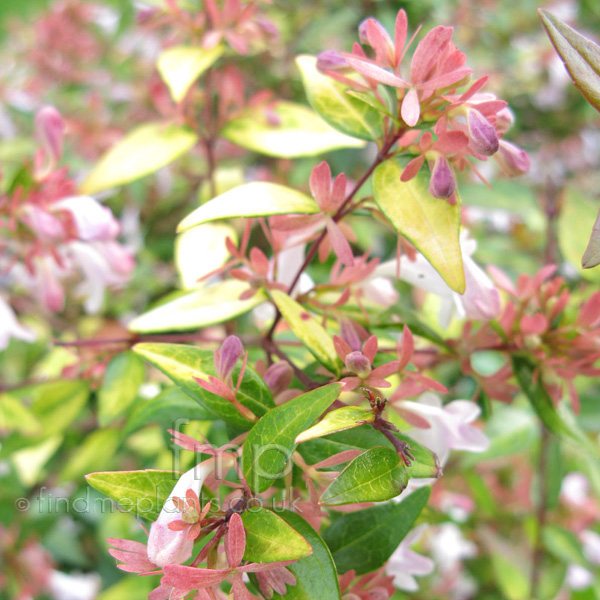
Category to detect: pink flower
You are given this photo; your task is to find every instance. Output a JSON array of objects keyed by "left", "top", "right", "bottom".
[
  {"left": 53, "top": 195, "right": 120, "bottom": 241},
  {"left": 0, "top": 295, "right": 36, "bottom": 350},
  {"left": 162, "top": 513, "right": 300, "bottom": 599},
  {"left": 386, "top": 525, "right": 434, "bottom": 592},
  {"left": 34, "top": 105, "right": 65, "bottom": 179},
  {"left": 397, "top": 392, "right": 489, "bottom": 465}
]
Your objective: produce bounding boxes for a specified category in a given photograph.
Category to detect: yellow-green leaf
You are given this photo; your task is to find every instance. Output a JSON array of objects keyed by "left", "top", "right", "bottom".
[
  {"left": 157, "top": 45, "right": 224, "bottom": 103},
  {"left": 129, "top": 280, "right": 266, "bottom": 333},
  {"left": 178, "top": 182, "right": 318, "bottom": 232},
  {"left": 270, "top": 289, "right": 341, "bottom": 375},
  {"left": 175, "top": 223, "right": 237, "bottom": 288},
  {"left": 296, "top": 55, "right": 384, "bottom": 141},
  {"left": 295, "top": 406, "right": 374, "bottom": 443},
  {"left": 222, "top": 101, "right": 365, "bottom": 158},
  {"left": 373, "top": 160, "right": 465, "bottom": 293},
  {"left": 539, "top": 10, "right": 600, "bottom": 114},
  {"left": 80, "top": 122, "right": 198, "bottom": 194}
]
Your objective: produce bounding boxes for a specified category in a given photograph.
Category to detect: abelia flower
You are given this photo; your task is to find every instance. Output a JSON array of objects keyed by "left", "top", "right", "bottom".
[
  {"left": 147, "top": 461, "right": 215, "bottom": 567},
  {"left": 0, "top": 295, "right": 36, "bottom": 351},
  {"left": 386, "top": 525, "right": 434, "bottom": 591},
  {"left": 162, "top": 513, "right": 299, "bottom": 598},
  {"left": 339, "top": 568, "right": 396, "bottom": 600},
  {"left": 397, "top": 392, "right": 489, "bottom": 465}
]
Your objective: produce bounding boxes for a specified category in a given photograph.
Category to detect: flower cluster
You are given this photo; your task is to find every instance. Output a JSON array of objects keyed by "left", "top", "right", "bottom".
[{"left": 317, "top": 10, "right": 529, "bottom": 201}]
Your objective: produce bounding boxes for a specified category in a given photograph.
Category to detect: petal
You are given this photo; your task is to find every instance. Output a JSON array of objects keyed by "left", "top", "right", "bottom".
[
  {"left": 309, "top": 162, "right": 332, "bottom": 210},
  {"left": 162, "top": 565, "right": 230, "bottom": 589},
  {"left": 226, "top": 512, "right": 246, "bottom": 569},
  {"left": 401, "top": 88, "right": 420, "bottom": 126}
]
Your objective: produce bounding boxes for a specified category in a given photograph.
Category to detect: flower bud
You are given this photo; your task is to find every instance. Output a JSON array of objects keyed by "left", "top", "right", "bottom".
[
  {"left": 467, "top": 109, "right": 499, "bottom": 156},
  {"left": 495, "top": 106, "right": 514, "bottom": 134},
  {"left": 316, "top": 51, "right": 348, "bottom": 72},
  {"left": 215, "top": 335, "right": 244, "bottom": 380},
  {"left": 264, "top": 361, "right": 293, "bottom": 397},
  {"left": 147, "top": 461, "right": 212, "bottom": 567},
  {"left": 428, "top": 156, "right": 456, "bottom": 199},
  {"left": 495, "top": 140, "right": 530, "bottom": 177},
  {"left": 345, "top": 351, "right": 371, "bottom": 378},
  {"left": 35, "top": 106, "right": 65, "bottom": 171}
]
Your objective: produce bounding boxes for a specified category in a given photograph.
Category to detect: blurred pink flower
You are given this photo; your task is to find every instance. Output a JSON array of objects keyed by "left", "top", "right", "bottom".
[{"left": 386, "top": 524, "right": 434, "bottom": 592}]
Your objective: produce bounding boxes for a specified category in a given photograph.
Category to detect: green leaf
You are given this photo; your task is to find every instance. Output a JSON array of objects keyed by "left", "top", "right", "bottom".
[
  {"left": 320, "top": 446, "right": 408, "bottom": 506},
  {"left": 98, "top": 352, "right": 146, "bottom": 426},
  {"left": 0, "top": 393, "right": 41, "bottom": 435},
  {"left": 175, "top": 223, "right": 237, "bottom": 288},
  {"left": 124, "top": 386, "right": 215, "bottom": 435},
  {"left": 373, "top": 161, "right": 465, "bottom": 293},
  {"left": 12, "top": 436, "right": 63, "bottom": 487},
  {"left": 157, "top": 44, "right": 223, "bottom": 103},
  {"left": 242, "top": 383, "right": 341, "bottom": 493},
  {"left": 393, "top": 431, "right": 442, "bottom": 479},
  {"left": 86, "top": 469, "right": 179, "bottom": 521},
  {"left": 60, "top": 429, "right": 121, "bottom": 482},
  {"left": 221, "top": 101, "right": 365, "bottom": 158},
  {"left": 296, "top": 55, "right": 384, "bottom": 141},
  {"left": 80, "top": 122, "right": 198, "bottom": 194},
  {"left": 23, "top": 380, "right": 89, "bottom": 436},
  {"left": 542, "top": 524, "right": 588, "bottom": 566},
  {"left": 323, "top": 486, "right": 430, "bottom": 575},
  {"left": 128, "top": 280, "right": 266, "bottom": 333},
  {"left": 133, "top": 342, "right": 274, "bottom": 429},
  {"left": 270, "top": 290, "right": 341, "bottom": 375},
  {"left": 241, "top": 508, "right": 312, "bottom": 563},
  {"left": 539, "top": 10, "right": 600, "bottom": 113},
  {"left": 295, "top": 406, "right": 374, "bottom": 443},
  {"left": 512, "top": 356, "right": 598, "bottom": 457},
  {"left": 178, "top": 182, "right": 319, "bottom": 232},
  {"left": 490, "top": 552, "right": 530, "bottom": 600},
  {"left": 267, "top": 510, "right": 341, "bottom": 600}
]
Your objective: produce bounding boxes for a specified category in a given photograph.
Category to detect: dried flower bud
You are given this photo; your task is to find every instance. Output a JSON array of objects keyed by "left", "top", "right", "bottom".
[
  {"left": 467, "top": 109, "right": 499, "bottom": 156},
  {"left": 35, "top": 106, "right": 65, "bottom": 173},
  {"left": 215, "top": 335, "right": 244, "bottom": 380},
  {"left": 428, "top": 156, "right": 456, "bottom": 199},
  {"left": 264, "top": 361, "right": 293, "bottom": 397},
  {"left": 345, "top": 351, "right": 371, "bottom": 378},
  {"left": 495, "top": 140, "right": 530, "bottom": 177}
]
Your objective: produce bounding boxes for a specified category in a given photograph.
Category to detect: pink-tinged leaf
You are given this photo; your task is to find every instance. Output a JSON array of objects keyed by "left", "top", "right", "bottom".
[
  {"left": 520, "top": 313, "right": 548, "bottom": 336},
  {"left": 310, "top": 162, "right": 332, "bottom": 210},
  {"left": 238, "top": 559, "right": 299, "bottom": 573},
  {"left": 345, "top": 56, "right": 408, "bottom": 87},
  {"left": 226, "top": 513, "right": 246, "bottom": 569},
  {"left": 107, "top": 538, "right": 148, "bottom": 553},
  {"left": 362, "top": 335, "right": 378, "bottom": 362},
  {"left": 458, "top": 76, "right": 489, "bottom": 102},
  {"left": 397, "top": 325, "right": 414, "bottom": 370},
  {"left": 232, "top": 574, "right": 254, "bottom": 600},
  {"left": 433, "top": 130, "right": 469, "bottom": 155},
  {"left": 401, "top": 155, "right": 425, "bottom": 182},
  {"left": 578, "top": 292, "right": 600, "bottom": 327},
  {"left": 331, "top": 172, "right": 347, "bottom": 210},
  {"left": 410, "top": 26, "right": 454, "bottom": 84},
  {"left": 394, "top": 9, "right": 408, "bottom": 66},
  {"left": 312, "top": 449, "right": 364, "bottom": 469},
  {"left": 419, "top": 67, "right": 472, "bottom": 91},
  {"left": 582, "top": 204, "right": 600, "bottom": 268},
  {"left": 326, "top": 218, "right": 355, "bottom": 266},
  {"left": 333, "top": 334, "right": 352, "bottom": 361},
  {"left": 250, "top": 247, "right": 270, "bottom": 276},
  {"left": 168, "top": 520, "right": 191, "bottom": 532},
  {"left": 366, "top": 19, "right": 395, "bottom": 66},
  {"left": 163, "top": 565, "right": 230, "bottom": 589},
  {"left": 401, "top": 88, "right": 420, "bottom": 126},
  {"left": 539, "top": 9, "right": 600, "bottom": 114}
]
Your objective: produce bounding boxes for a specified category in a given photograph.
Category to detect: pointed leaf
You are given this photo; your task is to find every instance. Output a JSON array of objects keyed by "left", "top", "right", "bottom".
[
  {"left": 296, "top": 55, "right": 384, "bottom": 141},
  {"left": 176, "top": 223, "right": 237, "bottom": 288},
  {"left": 266, "top": 510, "right": 341, "bottom": 600},
  {"left": 178, "top": 182, "right": 319, "bottom": 232},
  {"left": 222, "top": 101, "right": 365, "bottom": 158},
  {"left": 241, "top": 508, "right": 312, "bottom": 563},
  {"left": 373, "top": 160, "right": 465, "bottom": 293},
  {"left": 98, "top": 351, "right": 146, "bottom": 426},
  {"left": 582, "top": 203, "right": 600, "bottom": 269},
  {"left": 295, "top": 406, "right": 374, "bottom": 443},
  {"left": 392, "top": 431, "right": 442, "bottom": 479},
  {"left": 86, "top": 470, "right": 179, "bottom": 521},
  {"left": 539, "top": 10, "right": 600, "bottom": 113},
  {"left": 133, "top": 342, "right": 274, "bottom": 429},
  {"left": 242, "top": 384, "right": 342, "bottom": 493},
  {"left": 270, "top": 289, "right": 342, "bottom": 375},
  {"left": 128, "top": 280, "right": 266, "bottom": 333},
  {"left": 320, "top": 446, "right": 408, "bottom": 506},
  {"left": 322, "top": 486, "right": 430, "bottom": 575},
  {"left": 157, "top": 45, "right": 224, "bottom": 103},
  {"left": 12, "top": 436, "right": 63, "bottom": 488},
  {"left": 60, "top": 428, "right": 120, "bottom": 482},
  {"left": 0, "top": 393, "right": 42, "bottom": 435},
  {"left": 80, "top": 122, "right": 198, "bottom": 194}
]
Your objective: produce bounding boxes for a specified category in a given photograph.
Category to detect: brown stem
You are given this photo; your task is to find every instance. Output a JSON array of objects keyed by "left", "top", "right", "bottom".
[{"left": 265, "top": 131, "right": 403, "bottom": 342}]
